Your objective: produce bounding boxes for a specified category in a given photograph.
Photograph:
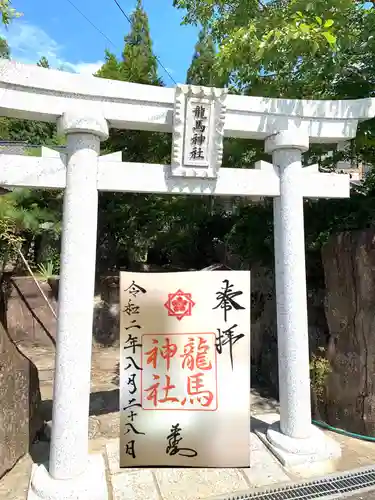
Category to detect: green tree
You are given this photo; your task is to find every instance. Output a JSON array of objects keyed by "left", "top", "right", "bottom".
[
  {"left": 37, "top": 56, "right": 50, "bottom": 68},
  {"left": 97, "top": 0, "right": 160, "bottom": 85},
  {"left": 96, "top": 50, "right": 121, "bottom": 80},
  {"left": 0, "top": 0, "right": 22, "bottom": 26},
  {"left": 0, "top": 36, "right": 10, "bottom": 59},
  {"left": 186, "top": 28, "right": 265, "bottom": 173},
  {"left": 96, "top": 0, "right": 167, "bottom": 163},
  {"left": 95, "top": 0, "right": 170, "bottom": 270},
  {"left": 95, "top": 2, "right": 231, "bottom": 272},
  {"left": 176, "top": 0, "right": 375, "bottom": 171},
  {"left": 186, "top": 29, "right": 220, "bottom": 86},
  {"left": 6, "top": 119, "right": 60, "bottom": 145},
  {"left": 122, "top": 0, "right": 160, "bottom": 85},
  {"left": 174, "top": 0, "right": 367, "bottom": 92},
  {"left": 0, "top": 37, "right": 10, "bottom": 138}
]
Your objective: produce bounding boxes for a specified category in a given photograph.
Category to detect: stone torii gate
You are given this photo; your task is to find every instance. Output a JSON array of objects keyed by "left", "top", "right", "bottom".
[{"left": 1, "top": 60, "right": 374, "bottom": 500}]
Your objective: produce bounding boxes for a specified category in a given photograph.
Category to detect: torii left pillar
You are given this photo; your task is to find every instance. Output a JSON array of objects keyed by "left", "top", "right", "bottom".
[{"left": 28, "top": 111, "right": 109, "bottom": 500}]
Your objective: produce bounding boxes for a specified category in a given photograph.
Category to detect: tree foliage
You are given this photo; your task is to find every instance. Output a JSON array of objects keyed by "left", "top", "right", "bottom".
[
  {"left": 96, "top": 0, "right": 160, "bottom": 85},
  {"left": 122, "top": 0, "right": 161, "bottom": 85},
  {"left": 95, "top": 0, "right": 172, "bottom": 270},
  {"left": 0, "top": 36, "right": 9, "bottom": 58},
  {"left": 0, "top": 0, "right": 21, "bottom": 26},
  {"left": 186, "top": 29, "right": 222, "bottom": 86},
  {"left": 173, "top": 0, "right": 370, "bottom": 91},
  {"left": 37, "top": 56, "right": 50, "bottom": 68}
]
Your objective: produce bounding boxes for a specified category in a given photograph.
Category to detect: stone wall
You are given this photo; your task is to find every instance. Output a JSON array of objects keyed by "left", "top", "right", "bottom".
[
  {"left": 6, "top": 276, "right": 120, "bottom": 347},
  {"left": 7, "top": 277, "right": 57, "bottom": 346},
  {"left": 0, "top": 323, "right": 43, "bottom": 478}
]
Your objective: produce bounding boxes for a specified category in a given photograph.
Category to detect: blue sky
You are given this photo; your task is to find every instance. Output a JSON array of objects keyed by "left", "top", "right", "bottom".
[{"left": 1, "top": 0, "right": 200, "bottom": 85}]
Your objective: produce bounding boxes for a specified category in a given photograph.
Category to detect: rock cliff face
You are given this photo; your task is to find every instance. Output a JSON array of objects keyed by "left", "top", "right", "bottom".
[
  {"left": 322, "top": 228, "right": 375, "bottom": 435},
  {"left": 250, "top": 229, "right": 375, "bottom": 436},
  {"left": 0, "top": 323, "right": 43, "bottom": 478},
  {"left": 250, "top": 264, "right": 278, "bottom": 392}
]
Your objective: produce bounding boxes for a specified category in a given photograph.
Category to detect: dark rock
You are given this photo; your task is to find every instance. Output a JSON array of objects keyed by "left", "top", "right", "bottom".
[
  {"left": 47, "top": 277, "right": 59, "bottom": 300},
  {"left": 322, "top": 228, "right": 375, "bottom": 436},
  {"left": 0, "top": 323, "right": 43, "bottom": 478},
  {"left": 250, "top": 264, "right": 279, "bottom": 393}
]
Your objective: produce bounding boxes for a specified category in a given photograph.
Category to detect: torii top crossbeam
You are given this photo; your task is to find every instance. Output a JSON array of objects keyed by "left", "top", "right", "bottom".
[{"left": 0, "top": 60, "right": 375, "bottom": 143}]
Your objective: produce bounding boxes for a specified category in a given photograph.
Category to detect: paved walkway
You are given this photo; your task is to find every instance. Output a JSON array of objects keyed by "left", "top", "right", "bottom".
[
  {"left": 2, "top": 344, "right": 375, "bottom": 500},
  {"left": 345, "top": 491, "right": 375, "bottom": 500}
]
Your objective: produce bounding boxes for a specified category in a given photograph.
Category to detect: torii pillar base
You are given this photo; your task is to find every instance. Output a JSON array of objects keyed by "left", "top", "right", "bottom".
[
  {"left": 27, "top": 455, "right": 108, "bottom": 500},
  {"left": 256, "top": 422, "right": 341, "bottom": 467}
]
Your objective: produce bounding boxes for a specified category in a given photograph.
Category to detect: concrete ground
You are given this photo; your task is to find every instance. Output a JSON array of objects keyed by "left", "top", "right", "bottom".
[
  {"left": 346, "top": 492, "right": 375, "bottom": 500},
  {"left": 2, "top": 344, "right": 375, "bottom": 500}
]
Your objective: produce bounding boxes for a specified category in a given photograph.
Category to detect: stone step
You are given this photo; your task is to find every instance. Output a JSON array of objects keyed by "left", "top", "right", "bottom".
[{"left": 105, "top": 418, "right": 291, "bottom": 500}]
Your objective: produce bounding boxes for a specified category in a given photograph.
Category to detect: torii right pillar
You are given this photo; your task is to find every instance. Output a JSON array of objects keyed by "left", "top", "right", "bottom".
[{"left": 261, "top": 125, "right": 342, "bottom": 466}]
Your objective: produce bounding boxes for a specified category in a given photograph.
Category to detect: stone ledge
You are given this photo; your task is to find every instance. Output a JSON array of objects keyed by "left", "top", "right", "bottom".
[{"left": 255, "top": 417, "right": 341, "bottom": 467}]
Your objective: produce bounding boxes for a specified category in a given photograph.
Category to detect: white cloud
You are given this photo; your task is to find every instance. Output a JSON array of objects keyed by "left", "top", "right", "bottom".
[
  {"left": 0, "top": 21, "right": 103, "bottom": 75},
  {"left": 60, "top": 61, "right": 104, "bottom": 75}
]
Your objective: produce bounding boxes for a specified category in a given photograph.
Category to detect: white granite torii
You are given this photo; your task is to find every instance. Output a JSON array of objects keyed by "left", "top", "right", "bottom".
[{"left": 0, "top": 60, "right": 374, "bottom": 500}]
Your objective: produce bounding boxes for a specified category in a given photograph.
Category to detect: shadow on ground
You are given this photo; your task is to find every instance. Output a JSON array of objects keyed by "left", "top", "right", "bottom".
[
  {"left": 41, "top": 389, "right": 120, "bottom": 421},
  {"left": 41, "top": 375, "right": 278, "bottom": 422},
  {"left": 29, "top": 440, "right": 50, "bottom": 467},
  {"left": 41, "top": 385, "right": 277, "bottom": 421},
  {"left": 251, "top": 416, "right": 269, "bottom": 432}
]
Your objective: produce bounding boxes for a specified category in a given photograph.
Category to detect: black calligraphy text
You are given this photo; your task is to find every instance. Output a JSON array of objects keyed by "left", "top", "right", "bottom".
[
  {"left": 124, "top": 280, "right": 147, "bottom": 298},
  {"left": 216, "top": 323, "right": 245, "bottom": 370},
  {"left": 166, "top": 423, "right": 198, "bottom": 458},
  {"left": 122, "top": 278, "right": 145, "bottom": 462},
  {"left": 190, "top": 104, "right": 207, "bottom": 161},
  {"left": 213, "top": 279, "right": 245, "bottom": 322}
]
